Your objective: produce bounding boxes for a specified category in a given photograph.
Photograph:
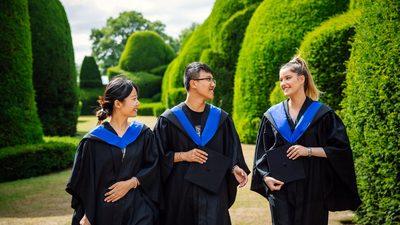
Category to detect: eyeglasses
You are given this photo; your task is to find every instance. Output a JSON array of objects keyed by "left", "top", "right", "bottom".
[{"left": 192, "top": 77, "right": 216, "bottom": 84}]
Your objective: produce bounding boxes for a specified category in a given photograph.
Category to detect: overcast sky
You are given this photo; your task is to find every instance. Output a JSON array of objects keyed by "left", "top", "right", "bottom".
[{"left": 59, "top": 0, "right": 215, "bottom": 65}]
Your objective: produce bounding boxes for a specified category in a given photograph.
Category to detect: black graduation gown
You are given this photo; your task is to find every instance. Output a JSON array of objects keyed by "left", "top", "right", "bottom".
[
  {"left": 66, "top": 123, "right": 160, "bottom": 225},
  {"left": 154, "top": 103, "right": 250, "bottom": 225},
  {"left": 250, "top": 98, "right": 361, "bottom": 225}
]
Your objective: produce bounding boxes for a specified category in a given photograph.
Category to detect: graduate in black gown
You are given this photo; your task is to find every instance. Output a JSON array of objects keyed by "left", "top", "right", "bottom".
[
  {"left": 251, "top": 56, "right": 361, "bottom": 225},
  {"left": 66, "top": 75, "right": 159, "bottom": 225},
  {"left": 154, "top": 62, "right": 250, "bottom": 225}
]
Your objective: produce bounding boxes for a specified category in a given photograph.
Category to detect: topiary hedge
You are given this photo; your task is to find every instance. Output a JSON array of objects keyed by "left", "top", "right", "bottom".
[
  {"left": 0, "top": 0, "right": 44, "bottom": 148},
  {"left": 29, "top": 0, "right": 79, "bottom": 136},
  {"left": 299, "top": 10, "right": 361, "bottom": 110},
  {"left": 108, "top": 67, "right": 162, "bottom": 99},
  {"left": 342, "top": 0, "right": 400, "bottom": 224},
  {"left": 161, "top": 21, "right": 211, "bottom": 107},
  {"left": 79, "top": 56, "right": 103, "bottom": 88},
  {"left": 79, "top": 88, "right": 103, "bottom": 115},
  {"left": 233, "top": 0, "right": 348, "bottom": 143},
  {"left": 119, "top": 31, "right": 174, "bottom": 72},
  {"left": 0, "top": 141, "right": 76, "bottom": 182}
]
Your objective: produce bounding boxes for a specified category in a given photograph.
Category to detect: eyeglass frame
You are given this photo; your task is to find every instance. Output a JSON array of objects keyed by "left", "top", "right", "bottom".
[{"left": 192, "top": 77, "right": 217, "bottom": 84}]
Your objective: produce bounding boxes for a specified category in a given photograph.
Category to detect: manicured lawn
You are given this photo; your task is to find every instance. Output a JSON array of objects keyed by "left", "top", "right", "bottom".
[{"left": 0, "top": 116, "right": 356, "bottom": 225}]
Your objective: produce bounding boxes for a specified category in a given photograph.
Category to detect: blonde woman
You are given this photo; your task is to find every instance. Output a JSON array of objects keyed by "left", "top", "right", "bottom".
[{"left": 251, "top": 56, "right": 361, "bottom": 225}]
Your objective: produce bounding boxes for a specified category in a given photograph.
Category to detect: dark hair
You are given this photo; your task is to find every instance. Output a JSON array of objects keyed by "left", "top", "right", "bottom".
[
  {"left": 280, "top": 56, "right": 320, "bottom": 100},
  {"left": 183, "top": 62, "right": 213, "bottom": 91},
  {"left": 96, "top": 75, "right": 139, "bottom": 124}
]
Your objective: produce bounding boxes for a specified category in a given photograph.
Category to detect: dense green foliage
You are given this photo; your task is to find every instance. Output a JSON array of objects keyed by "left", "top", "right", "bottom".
[
  {"left": 79, "top": 88, "right": 103, "bottom": 115},
  {"left": 0, "top": 0, "right": 44, "bottom": 148},
  {"left": 269, "top": 82, "right": 287, "bottom": 106},
  {"left": 108, "top": 67, "right": 162, "bottom": 98},
  {"left": 202, "top": 4, "right": 260, "bottom": 113},
  {"left": 119, "top": 31, "right": 174, "bottom": 72},
  {"left": 233, "top": 0, "right": 348, "bottom": 143},
  {"left": 167, "top": 88, "right": 187, "bottom": 108},
  {"left": 161, "top": 21, "right": 211, "bottom": 107},
  {"left": 342, "top": 1, "right": 400, "bottom": 223},
  {"left": 79, "top": 56, "right": 103, "bottom": 88},
  {"left": 29, "top": 0, "right": 79, "bottom": 136},
  {"left": 90, "top": 11, "right": 176, "bottom": 73},
  {"left": 299, "top": 10, "right": 361, "bottom": 110},
  {"left": 0, "top": 141, "right": 76, "bottom": 182},
  {"left": 139, "top": 102, "right": 164, "bottom": 116}
]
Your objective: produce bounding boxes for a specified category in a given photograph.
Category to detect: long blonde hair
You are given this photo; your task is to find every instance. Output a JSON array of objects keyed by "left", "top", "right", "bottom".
[{"left": 280, "top": 56, "right": 321, "bottom": 100}]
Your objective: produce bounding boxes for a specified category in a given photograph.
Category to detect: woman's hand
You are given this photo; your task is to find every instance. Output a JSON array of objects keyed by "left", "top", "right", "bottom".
[
  {"left": 181, "top": 148, "right": 208, "bottom": 164},
  {"left": 104, "top": 177, "right": 139, "bottom": 202},
  {"left": 80, "top": 214, "right": 91, "bottom": 225},
  {"left": 287, "top": 145, "right": 308, "bottom": 159},
  {"left": 233, "top": 166, "right": 248, "bottom": 188},
  {"left": 264, "top": 176, "right": 284, "bottom": 191}
]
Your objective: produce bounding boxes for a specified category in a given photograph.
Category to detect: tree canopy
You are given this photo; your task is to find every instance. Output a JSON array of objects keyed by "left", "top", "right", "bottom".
[{"left": 90, "top": 11, "right": 176, "bottom": 73}]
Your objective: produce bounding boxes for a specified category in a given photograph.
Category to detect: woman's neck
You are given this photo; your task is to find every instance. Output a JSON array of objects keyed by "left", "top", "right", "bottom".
[
  {"left": 109, "top": 114, "right": 129, "bottom": 136},
  {"left": 185, "top": 94, "right": 206, "bottom": 112},
  {"left": 288, "top": 93, "right": 307, "bottom": 110}
]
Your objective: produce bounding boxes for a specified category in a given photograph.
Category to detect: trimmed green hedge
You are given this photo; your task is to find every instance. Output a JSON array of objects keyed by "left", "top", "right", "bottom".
[
  {"left": 167, "top": 88, "right": 187, "bottom": 107},
  {"left": 342, "top": 1, "right": 400, "bottom": 224},
  {"left": 0, "top": 141, "right": 76, "bottom": 182},
  {"left": 139, "top": 102, "right": 164, "bottom": 116},
  {"left": 108, "top": 67, "right": 162, "bottom": 98},
  {"left": 79, "top": 56, "right": 103, "bottom": 88},
  {"left": 79, "top": 88, "right": 103, "bottom": 115},
  {"left": 0, "top": 0, "right": 44, "bottom": 148},
  {"left": 119, "top": 31, "right": 174, "bottom": 72},
  {"left": 161, "top": 21, "right": 211, "bottom": 107},
  {"left": 269, "top": 81, "right": 287, "bottom": 106},
  {"left": 29, "top": 0, "right": 79, "bottom": 136},
  {"left": 233, "top": 0, "right": 348, "bottom": 143},
  {"left": 299, "top": 10, "right": 361, "bottom": 110}
]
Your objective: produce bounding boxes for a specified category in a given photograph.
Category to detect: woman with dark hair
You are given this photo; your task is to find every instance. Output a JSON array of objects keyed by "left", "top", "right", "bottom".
[
  {"left": 66, "top": 75, "right": 160, "bottom": 225},
  {"left": 251, "top": 56, "right": 361, "bottom": 225}
]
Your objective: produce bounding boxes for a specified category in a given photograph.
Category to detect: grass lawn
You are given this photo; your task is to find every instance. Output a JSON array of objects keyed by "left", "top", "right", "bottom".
[{"left": 0, "top": 116, "right": 356, "bottom": 225}]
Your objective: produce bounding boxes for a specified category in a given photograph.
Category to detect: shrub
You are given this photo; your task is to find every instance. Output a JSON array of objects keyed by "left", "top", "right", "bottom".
[
  {"left": 119, "top": 31, "right": 174, "bottom": 72},
  {"left": 79, "top": 56, "right": 103, "bottom": 88},
  {"left": 29, "top": 0, "right": 79, "bottom": 136},
  {"left": 0, "top": 141, "right": 76, "bottom": 182},
  {"left": 79, "top": 88, "right": 103, "bottom": 115},
  {"left": 108, "top": 67, "right": 162, "bottom": 98},
  {"left": 233, "top": 0, "right": 348, "bottom": 143},
  {"left": 342, "top": 0, "right": 400, "bottom": 224},
  {"left": 150, "top": 65, "right": 168, "bottom": 76},
  {"left": 0, "top": 0, "right": 44, "bottom": 148},
  {"left": 269, "top": 82, "right": 287, "bottom": 106},
  {"left": 153, "top": 103, "right": 166, "bottom": 116},
  {"left": 299, "top": 10, "right": 361, "bottom": 110},
  {"left": 167, "top": 88, "right": 187, "bottom": 107},
  {"left": 139, "top": 102, "right": 164, "bottom": 116}
]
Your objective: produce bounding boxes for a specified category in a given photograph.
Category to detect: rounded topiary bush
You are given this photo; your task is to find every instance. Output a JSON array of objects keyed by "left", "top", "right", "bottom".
[
  {"left": 342, "top": 0, "right": 400, "bottom": 224},
  {"left": 79, "top": 56, "right": 103, "bottom": 88},
  {"left": 119, "top": 31, "right": 174, "bottom": 72},
  {"left": 0, "top": 0, "right": 44, "bottom": 148},
  {"left": 233, "top": 0, "right": 348, "bottom": 143},
  {"left": 29, "top": 0, "right": 79, "bottom": 136},
  {"left": 299, "top": 10, "right": 361, "bottom": 110}
]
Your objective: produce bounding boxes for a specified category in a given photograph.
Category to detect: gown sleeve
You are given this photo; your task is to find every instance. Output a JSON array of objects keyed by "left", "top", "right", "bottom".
[
  {"left": 250, "top": 116, "right": 275, "bottom": 198},
  {"left": 65, "top": 139, "right": 96, "bottom": 225},
  {"left": 153, "top": 117, "right": 175, "bottom": 182},
  {"left": 135, "top": 128, "right": 160, "bottom": 203},
  {"left": 321, "top": 111, "right": 362, "bottom": 211},
  {"left": 227, "top": 116, "right": 250, "bottom": 173}
]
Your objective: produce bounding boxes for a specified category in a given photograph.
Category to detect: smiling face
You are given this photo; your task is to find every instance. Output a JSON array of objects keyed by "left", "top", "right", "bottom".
[
  {"left": 279, "top": 67, "right": 305, "bottom": 98},
  {"left": 190, "top": 70, "right": 216, "bottom": 100},
  {"left": 118, "top": 87, "right": 140, "bottom": 118}
]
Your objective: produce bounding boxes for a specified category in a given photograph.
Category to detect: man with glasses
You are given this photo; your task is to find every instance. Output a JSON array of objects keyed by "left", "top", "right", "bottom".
[{"left": 154, "top": 62, "right": 249, "bottom": 225}]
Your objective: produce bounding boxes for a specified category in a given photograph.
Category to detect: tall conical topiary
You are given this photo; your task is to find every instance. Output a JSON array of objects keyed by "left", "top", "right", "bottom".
[
  {"left": 0, "top": 0, "right": 43, "bottom": 147},
  {"left": 79, "top": 56, "right": 103, "bottom": 89},
  {"left": 233, "top": 0, "right": 348, "bottom": 143},
  {"left": 342, "top": 0, "right": 400, "bottom": 223},
  {"left": 119, "top": 31, "right": 174, "bottom": 72},
  {"left": 299, "top": 10, "right": 361, "bottom": 110},
  {"left": 29, "top": 0, "right": 79, "bottom": 136}
]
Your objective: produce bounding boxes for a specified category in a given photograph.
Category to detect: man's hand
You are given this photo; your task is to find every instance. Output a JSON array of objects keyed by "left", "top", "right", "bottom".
[
  {"left": 263, "top": 176, "right": 284, "bottom": 191},
  {"left": 233, "top": 166, "right": 248, "bottom": 188}
]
